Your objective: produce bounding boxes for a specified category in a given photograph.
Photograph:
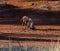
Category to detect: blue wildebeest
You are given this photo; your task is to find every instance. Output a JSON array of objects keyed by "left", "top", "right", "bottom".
[
  {"left": 22, "top": 16, "right": 29, "bottom": 29},
  {"left": 27, "top": 18, "right": 35, "bottom": 30},
  {"left": 22, "top": 16, "right": 35, "bottom": 30}
]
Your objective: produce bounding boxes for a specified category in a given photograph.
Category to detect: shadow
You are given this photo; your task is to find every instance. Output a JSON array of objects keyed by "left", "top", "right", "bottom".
[
  {"left": 35, "top": 29, "right": 60, "bottom": 31},
  {"left": 0, "top": 33, "right": 60, "bottom": 42},
  {"left": 0, "top": 4, "right": 19, "bottom": 9},
  {"left": 21, "top": 0, "right": 43, "bottom": 2},
  {"left": 0, "top": 4, "right": 60, "bottom": 25},
  {"left": 20, "top": 0, "right": 57, "bottom": 2},
  {"left": 0, "top": 33, "right": 60, "bottom": 37},
  {"left": 0, "top": 35, "right": 60, "bottom": 42}
]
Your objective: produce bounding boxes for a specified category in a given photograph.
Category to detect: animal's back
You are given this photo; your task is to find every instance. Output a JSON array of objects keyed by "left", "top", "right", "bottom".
[{"left": 22, "top": 16, "right": 28, "bottom": 22}]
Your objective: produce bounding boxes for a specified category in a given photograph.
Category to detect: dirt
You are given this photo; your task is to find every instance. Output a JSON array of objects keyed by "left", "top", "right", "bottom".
[
  {"left": 0, "top": 25, "right": 60, "bottom": 47},
  {"left": 0, "top": 40, "right": 60, "bottom": 48},
  {"left": 0, "top": 25, "right": 60, "bottom": 34},
  {"left": 0, "top": 1, "right": 60, "bottom": 47},
  {"left": 1, "top": 1, "right": 60, "bottom": 10}
]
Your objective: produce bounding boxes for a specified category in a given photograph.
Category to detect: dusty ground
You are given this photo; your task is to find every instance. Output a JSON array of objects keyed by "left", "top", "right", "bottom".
[
  {"left": 7, "top": 1, "right": 60, "bottom": 11},
  {"left": 0, "top": 40, "right": 60, "bottom": 48},
  {"left": 0, "top": 1, "right": 60, "bottom": 47},
  {"left": 0, "top": 25, "right": 60, "bottom": 34},
  {"left": 0, "top": 25, "right": 60, "bottom": 47},
  {"left": 1, "top": 1, "right": 60, "bottom": 10}
]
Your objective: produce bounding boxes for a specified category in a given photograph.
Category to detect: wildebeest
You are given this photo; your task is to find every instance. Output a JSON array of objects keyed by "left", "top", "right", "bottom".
[
  {"left": 22, "top": 16, "right": 35, "bottom": 30},
  {"left": 22, "top": 16, "right": 29, "bottom": 29},
  {"left": 22, "top": 16, "right": 29, "bottom": 26},
  {"left": 27, "top": 18, "right": 35, "bottom": 30}
]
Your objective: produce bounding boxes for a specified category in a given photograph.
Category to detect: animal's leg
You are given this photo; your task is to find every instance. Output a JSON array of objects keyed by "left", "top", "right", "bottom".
[
  {"left": 24, "top": 26, "right": 26, "bottom": 30},
  {"left": 26, "top": 22, "right": 29, "bottom": 30},
  {"left": 22, "top": 22, "right": 25, "bottom": 30},
  {"left": 27, "top": 24, "right": 31, "bottom": 30},
  {"left": 22, "top": 21, "right": 25, "bottom": 26}
]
